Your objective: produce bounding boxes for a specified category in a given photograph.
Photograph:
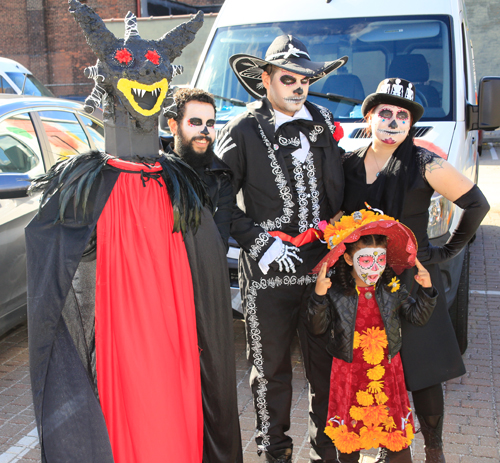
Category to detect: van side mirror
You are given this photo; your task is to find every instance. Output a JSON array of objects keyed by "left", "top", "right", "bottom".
[
  {"left": 467, "top": 76, "right": 500, "bottom": 131},
  {"left": 0, "top": 173, "right": 31, "bottom": 199}
]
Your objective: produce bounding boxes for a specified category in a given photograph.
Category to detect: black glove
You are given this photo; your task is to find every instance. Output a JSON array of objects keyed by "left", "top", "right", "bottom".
[
  {"left": 418, "top": 184, "right": 490, "bottom": 264},
  {"left": 270, "top": 241, "right": 303, "bottom": 273}
]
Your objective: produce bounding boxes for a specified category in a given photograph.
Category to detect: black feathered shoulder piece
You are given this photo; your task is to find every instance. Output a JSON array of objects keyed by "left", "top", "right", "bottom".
[
  {"left": 29, "top": 150, "right": 111, "bottom": 224},
  {"left": 158, "top": 153, "right": 210, "bottom": 234},
  {"left": 29, "top": 150, "right": 209, "bottom": 233}
]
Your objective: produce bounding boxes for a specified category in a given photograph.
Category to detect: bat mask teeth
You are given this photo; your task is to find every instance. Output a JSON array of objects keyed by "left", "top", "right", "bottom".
[{"left": 117, "top": 78, "right": 169, "bottom": 116}]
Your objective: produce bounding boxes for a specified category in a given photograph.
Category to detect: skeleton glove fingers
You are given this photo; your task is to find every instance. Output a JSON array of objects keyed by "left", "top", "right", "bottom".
[{"left": 275, "top": 243, "right": 302, "bottom": 274}]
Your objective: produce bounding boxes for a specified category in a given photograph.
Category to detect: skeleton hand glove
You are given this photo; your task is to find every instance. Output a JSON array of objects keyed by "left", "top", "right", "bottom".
[
  {"left": 418, "top": 185, "right": 490, "bottom": 264},
  {"left": 271, "top": 241, "right": 303, "bottom": 273}
]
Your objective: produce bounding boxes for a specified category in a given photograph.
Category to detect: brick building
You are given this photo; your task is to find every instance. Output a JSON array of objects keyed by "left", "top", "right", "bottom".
[
  {"left": 0, "top": 0, "right": 137, "bottom": 96},
  {"left": 0, "top": 0, "right": 498, "bottom": 97}
]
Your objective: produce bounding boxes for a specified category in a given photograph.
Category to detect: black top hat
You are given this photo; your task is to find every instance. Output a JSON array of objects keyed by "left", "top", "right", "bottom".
[
  {"left": 229, "top": 34, "right": 348, "bottom": 100},
  {"left": 362, "top": 78, "right": 424, "bottom": 122}
]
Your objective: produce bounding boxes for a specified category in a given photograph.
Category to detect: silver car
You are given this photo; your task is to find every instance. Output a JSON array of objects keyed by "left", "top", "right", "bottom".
[{"left": 0, "top": 95, "right": 104, "bottom": 337}]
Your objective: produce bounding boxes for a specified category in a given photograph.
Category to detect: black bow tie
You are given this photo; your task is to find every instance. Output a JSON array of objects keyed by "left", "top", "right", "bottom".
[{"left": 275, "top": 119, "right": 330, "bottom": 156}]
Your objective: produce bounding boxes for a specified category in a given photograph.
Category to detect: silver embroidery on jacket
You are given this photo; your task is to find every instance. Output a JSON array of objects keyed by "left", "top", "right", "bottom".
[
  {"left": 249, "top": 231, "right": 271, "bottom": 261},
  {"left": 257, "top": 124, "right": 295, "bottom": 231}
]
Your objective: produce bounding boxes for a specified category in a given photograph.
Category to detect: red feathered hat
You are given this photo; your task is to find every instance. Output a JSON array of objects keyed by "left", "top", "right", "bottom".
[{"left": 312, "top": 209, "right": 417, "bottom": 275}]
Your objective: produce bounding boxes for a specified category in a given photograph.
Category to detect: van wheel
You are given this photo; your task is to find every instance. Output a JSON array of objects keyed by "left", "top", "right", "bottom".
[{"left": 449, "top": 244, "right": 469, "bottom": 354}]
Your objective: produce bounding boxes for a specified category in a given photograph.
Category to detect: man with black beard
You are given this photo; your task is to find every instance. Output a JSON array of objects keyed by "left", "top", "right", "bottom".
[{"left": 167, "top": 88, "right": 234, "bottom": 250}]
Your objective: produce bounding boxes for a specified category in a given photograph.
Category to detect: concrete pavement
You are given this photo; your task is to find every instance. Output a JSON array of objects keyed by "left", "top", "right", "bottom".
[{"left": 0, "top": 145, "right": 498, "bottom": 462}]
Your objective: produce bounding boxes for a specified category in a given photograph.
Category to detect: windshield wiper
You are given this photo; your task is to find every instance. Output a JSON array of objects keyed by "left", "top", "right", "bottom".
[
  {"left": 211, "top": 93, "right": 247, "bottom": 107},
  {"left": 308, "top": 91, "right": 363, "bottom": 105}
]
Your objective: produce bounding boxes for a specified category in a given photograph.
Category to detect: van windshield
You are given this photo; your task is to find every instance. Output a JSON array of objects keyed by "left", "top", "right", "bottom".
[
  {"left": 6, "top": 72, "right": 54, "bottom": 97},
  {"left": 195, "top": 15, "right": 452, "bottom": 123}
]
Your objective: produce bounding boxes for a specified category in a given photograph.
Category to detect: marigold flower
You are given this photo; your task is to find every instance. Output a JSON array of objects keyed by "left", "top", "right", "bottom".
[
  {"left": 334, "top": 430, "right": 362, "bottom": 454},
  {"left": 323, "top": 210, "right": 395, "bottom": 249},
  {"left": 349, "top": 405, "right": 364, "bottom": 421},
  {"left": 353, "top": 331, "right": 361, "bottom": 349},
  {"left": 362, "top": 346, "right": 385, "bottom": 365},
  {"left": 362, "top": 404, "right": 389, "bottom": 427},
  {"left": 367, "top": 364, "right": 385, "bottom": 381},
  {"left": 324, "top": 422, "right": 347, "bottom": 442},
  {"left": 388, "top": 277, "right": 401, "bottom": 293},
  {"left": 384, "top": 430, "right": 408, "bottom": 452},
  {"left": 383, "top": 416, "right": 396, "bottom": 431},
  {"left": 375, "top": 391, "right": 389, "bottom": 405},
  {"left": 405, "top": 423, "right": 415, "bottom": 444},
  {"left": 367, "top": 380, "right": 384, "bottom": 394},
  {"left": 360, "top": 327, "right": 388, "bottom": 351},
  {"left": 359, "top": 425, "right": 386, "bottom": 449},
  {"left": 356, "top": 390, "right": 374, "bottom": 407}
]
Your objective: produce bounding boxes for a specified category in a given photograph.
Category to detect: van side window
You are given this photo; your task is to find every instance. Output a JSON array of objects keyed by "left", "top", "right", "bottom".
[
  {"left": 37, "top": 110, "right": 91, "bottom": 162},
  {"left": 0, "top": 113, "right": 44, "bottom": 175}
]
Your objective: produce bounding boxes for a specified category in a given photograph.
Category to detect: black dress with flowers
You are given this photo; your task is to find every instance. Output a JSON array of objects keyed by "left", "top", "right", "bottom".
[{"left": 325, "top": 286, "right": 414, "bottom": 454}]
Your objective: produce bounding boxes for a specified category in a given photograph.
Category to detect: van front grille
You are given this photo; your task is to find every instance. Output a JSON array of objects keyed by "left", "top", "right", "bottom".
[{"left": 348, "top": 126, "right": 433, "bottom": 139}]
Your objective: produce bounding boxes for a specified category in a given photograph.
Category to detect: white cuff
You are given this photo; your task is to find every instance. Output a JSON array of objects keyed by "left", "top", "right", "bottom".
[{"left": 258, "top": 236, "right": 283, "bottom": 275}]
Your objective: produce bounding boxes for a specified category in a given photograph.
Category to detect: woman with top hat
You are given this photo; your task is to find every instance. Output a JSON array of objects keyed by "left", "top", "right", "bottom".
[
  {"left": 340, "top": 77, "right": 490, "bottom": 462},
  {"left": 308, "top": 209, "right": 438, "bottom": 462}
]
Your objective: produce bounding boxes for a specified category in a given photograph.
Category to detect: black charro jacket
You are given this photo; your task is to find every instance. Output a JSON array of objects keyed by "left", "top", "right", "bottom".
[
  {"left": 307, "top": 282, "right": 438, "bottom": 363},
  {"left": 218, "top": 97, "right": 344, "bottom": 261}
]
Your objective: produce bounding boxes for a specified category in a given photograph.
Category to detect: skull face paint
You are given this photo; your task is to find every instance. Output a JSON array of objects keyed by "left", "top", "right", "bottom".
[
  {"left": 352, "top": 247, "right": 387, "bottom": 286},
  {"left": 371, "top": 104, "right": 410, "bottom": 146},
  {"left": 262, "top": 68, "right": 309, "bottom": 116}
]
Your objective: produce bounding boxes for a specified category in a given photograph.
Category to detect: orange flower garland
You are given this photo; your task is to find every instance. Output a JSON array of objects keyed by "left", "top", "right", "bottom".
[
  {"left": 325, "top": 320, "right": 415, "bottom": 453},
  {"left": 323, "top": 209, "right": 394, "bottom": 250}
]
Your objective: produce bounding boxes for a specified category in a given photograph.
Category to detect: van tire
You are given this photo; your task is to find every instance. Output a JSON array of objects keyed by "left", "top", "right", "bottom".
[{"left": 449, "top": 244, "right": 469, "bottom": 355}]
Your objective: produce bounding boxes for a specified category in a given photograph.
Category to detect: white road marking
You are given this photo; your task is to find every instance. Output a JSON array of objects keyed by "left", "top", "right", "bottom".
[
  {"left": 489, "top": 143, "right": 498, "bottom": 160},
  {"left": 0, "top": 428, "right": 38, "bottom": 462},
  {"left": 470, "top": 290, "right": 500, "bottom": 296}
]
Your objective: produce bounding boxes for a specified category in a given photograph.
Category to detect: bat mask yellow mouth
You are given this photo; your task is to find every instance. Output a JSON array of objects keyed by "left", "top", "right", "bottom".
[{"left": 117, "top": 78, "right": 169, "bottom": 117}]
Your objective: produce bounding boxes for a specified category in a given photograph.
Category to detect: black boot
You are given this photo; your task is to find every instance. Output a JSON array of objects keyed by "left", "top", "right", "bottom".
[
  {"left": 374, "top": 447, "right": 412, "bottom": 462},
  {"left": 265, "top": 448, "right": 293, "bottom": 463},
  {"left": 417, "top": 414, "right": 446, "bottom": 463}
]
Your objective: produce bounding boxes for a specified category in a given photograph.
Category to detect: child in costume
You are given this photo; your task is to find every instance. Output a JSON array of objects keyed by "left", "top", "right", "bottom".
[{"left": 307, "top": 210, "right": 438, "bottom": 462}]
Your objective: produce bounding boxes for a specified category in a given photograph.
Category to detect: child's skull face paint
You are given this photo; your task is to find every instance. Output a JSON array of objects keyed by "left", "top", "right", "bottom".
[{"left": 352, "top": 247, "right": 387, "bottom": 286}]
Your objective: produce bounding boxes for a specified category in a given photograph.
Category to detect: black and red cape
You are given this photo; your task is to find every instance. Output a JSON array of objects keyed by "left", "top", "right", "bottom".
[{"left": 26, "top": 152, "right": 242, "bottom": 463}]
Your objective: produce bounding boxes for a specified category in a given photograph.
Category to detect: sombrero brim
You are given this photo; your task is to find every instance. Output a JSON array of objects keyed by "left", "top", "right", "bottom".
[
  {"left": 312, "top": 220, "right": 417, "bottom": 275},
  {"left": 229, "top": 53, "right": 348, "bottom": 100},
  {"left": 362, "top": 92, "right": 424, "bottom": 122}
]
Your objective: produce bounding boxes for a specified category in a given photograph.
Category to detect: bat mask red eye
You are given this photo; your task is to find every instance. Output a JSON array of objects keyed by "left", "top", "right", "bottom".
[{"left": 145, "top": 50, "right": 160, "bottom": 65}]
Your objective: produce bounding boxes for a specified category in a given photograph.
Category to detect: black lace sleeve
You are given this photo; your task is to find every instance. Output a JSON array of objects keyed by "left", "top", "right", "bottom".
[{"left": 415, "top": 146, "right": 444, "bottom": 183}]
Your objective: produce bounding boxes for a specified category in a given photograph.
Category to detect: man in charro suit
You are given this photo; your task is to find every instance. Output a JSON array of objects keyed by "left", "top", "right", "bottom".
[{"left": 218, "top": 34, "right": 347, "bottom": 463}]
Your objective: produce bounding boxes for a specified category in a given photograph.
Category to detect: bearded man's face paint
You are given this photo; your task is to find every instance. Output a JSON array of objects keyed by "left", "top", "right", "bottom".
[
  {"left": 352, "top": 247, "right": 387, "bottom": 286},
  {"left": 264, "top": 68, "right": 310, "bottom": 116},
  {"left": 371, "top": 104, "right": 410, "bottom": 147}
]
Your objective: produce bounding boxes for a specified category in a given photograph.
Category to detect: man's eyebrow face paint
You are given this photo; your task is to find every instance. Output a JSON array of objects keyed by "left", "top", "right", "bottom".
[{"left": 279, "top": 74, "right": 310, "bottom": 86}]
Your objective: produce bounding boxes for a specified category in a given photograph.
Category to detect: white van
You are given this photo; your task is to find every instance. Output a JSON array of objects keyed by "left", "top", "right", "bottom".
[
  {"left": 0, "top": 57, "right": 54, "bottom": 97},
  {"left": 191, "top": 0, "right": 500, "bottom": 351}
]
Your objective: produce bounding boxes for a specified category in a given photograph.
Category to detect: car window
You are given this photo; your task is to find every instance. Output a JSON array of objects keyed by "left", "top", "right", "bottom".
[
  {"left": 0, "top": 76, "right": 16, "bottom": 95},
  {"left": 5, "top": 72, "right": 54, "bottom": 97},
  {"left": 79, "top": 114, "right": 105, "bottom": 152},
  {"left": 0, "top": 113, "right": 44, "bottom": 175},
  {"left": 37, "top": 110, "right": 91, "bottom": 161}
]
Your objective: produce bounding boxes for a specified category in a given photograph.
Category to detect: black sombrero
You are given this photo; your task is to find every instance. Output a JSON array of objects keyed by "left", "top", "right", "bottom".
[
  {"left": 229, "top": 34, "right": 348, "bottom": 100},
  {"left": 362, "top": 78, "right": 424, "bottom": 122}
]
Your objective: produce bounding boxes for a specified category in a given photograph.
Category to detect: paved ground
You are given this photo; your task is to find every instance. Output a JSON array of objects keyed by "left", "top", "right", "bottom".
[{"left": 0, "top": 145, "right": 498, "bottom": 462}]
